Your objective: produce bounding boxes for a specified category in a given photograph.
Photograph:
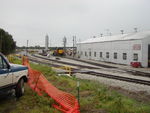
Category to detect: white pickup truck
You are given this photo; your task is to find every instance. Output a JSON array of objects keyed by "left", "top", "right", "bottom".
[{"left": 0, "top": 52, "right": 28, "bottom": 98}]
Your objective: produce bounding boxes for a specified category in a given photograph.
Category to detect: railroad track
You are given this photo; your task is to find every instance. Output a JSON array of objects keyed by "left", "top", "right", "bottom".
[
  {"left": 83, "top": 71, "right": 150, "bottom": 86},
  {"left": 29, "top": 55, "right": 150, "bottom": 86},
  {"left": 65, "top": 56, "right": 150, "bottom": 78},
  {"left": 31, "top": 54, "right": 101, "bottom": 69},
  {"left": 28, "top": 57, "right": 61, "bottom": 67},
  {"left": 32, "top": 54, "right": 150, "bottom": 78},
  {"left": 65, "top": 56, "right": 117, "bottom": 68}
]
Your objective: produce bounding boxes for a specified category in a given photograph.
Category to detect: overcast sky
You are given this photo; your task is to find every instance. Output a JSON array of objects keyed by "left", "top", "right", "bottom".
[{"left": 0, "top": 0, "right": 150, "bottom": 47}]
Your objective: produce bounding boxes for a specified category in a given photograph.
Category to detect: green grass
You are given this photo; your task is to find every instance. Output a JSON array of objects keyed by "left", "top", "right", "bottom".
[
  {"left": 0, "top": 85, "right": 60, "bottom": 113},
  {"left": 29, "top": 62, "right": 150, "bottom": 113},
  {"left": 1, "top": 57, "right": 150, "bottom": 113}
]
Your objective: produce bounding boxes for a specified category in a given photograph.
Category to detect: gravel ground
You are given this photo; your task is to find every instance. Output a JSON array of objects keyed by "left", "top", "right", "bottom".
[
  {"left": 35, "top": 54, "right": 101, "bottom": 68},
  {"left": 75, "top": 73, "right": 150, "bottom": 94},
  {"left": 31, "top": 54, "right": 150, "bottom": 97},
  {"left": 77, "top": 57, "right": 150, "bottom": 74},
  {"left": 82, "top": 68, "right": 150, "bottom": 81}
]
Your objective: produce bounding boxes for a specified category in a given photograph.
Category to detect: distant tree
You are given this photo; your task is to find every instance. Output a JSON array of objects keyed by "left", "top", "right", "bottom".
[
  {"left": 0, "top": 28, "right": 16, "bottom": 55},
  {"left": 35, "top": 45, "right": 41, "bottom": 49}
]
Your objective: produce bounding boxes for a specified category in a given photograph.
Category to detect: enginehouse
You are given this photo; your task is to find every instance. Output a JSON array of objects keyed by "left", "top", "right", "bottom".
[{"left": 76, "top": 30, "right": 150, "bottom": 67}]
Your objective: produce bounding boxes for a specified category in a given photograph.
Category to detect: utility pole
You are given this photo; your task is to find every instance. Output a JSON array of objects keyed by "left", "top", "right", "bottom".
[
  {"left": 106, "top": 29, "right": 109, "bottom": 36},
  {"left": 26, "top": 40, "right": 29, "bottom": 56},
  {"left": 73, "top": 36, "right": 75, "bottom": 58},
  {"left": 73, "top": 36, "right": 77, "bottom": 58},
  {"left": 74, "top": 36, "right": 76, "bottom": 47},
  {"left": 79, "top": 38, "right": 81, "bottom": 57},
  {"left": 0, "top": 33, "right": 2, "bottom": 52},
  {"left": 63, "top": 36, "right": 67, "bottom": 54},
  {"left": 77, "top": 80, "right": 80, "bottom": 104},
  {"left": 49, "top": 38, "right": 51, "bottom": 50},
  {"left": 74, "top": 36, "right": 76, "bottom": 56},
  {"left": 100, "top": 34, "right": 103, "bottom": 37}
]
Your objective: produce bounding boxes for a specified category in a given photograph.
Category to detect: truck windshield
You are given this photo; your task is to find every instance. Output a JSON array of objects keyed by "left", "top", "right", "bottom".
[{"left": 0, "top": 54, "right": 9, "bottom": 65}]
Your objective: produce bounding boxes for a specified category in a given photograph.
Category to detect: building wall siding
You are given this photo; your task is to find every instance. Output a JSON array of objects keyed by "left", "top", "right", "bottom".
[{"left": 77, "top": 39, "right": 146, "bottom": 67}]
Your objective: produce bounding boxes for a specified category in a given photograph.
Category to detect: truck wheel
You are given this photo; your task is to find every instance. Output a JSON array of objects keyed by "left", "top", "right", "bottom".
[{"left": 15, "top": 78, "right": 24, "bottom": 98}]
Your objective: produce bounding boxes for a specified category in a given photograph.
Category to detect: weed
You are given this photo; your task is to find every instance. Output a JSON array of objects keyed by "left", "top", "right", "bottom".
[{"left": 1, "top": 57, "right": 150, "bottom": 113}]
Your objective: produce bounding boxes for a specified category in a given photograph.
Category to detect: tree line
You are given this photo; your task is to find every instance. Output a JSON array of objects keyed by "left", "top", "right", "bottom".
[{"left": 0, "top": 28, "right": 16, "bottom": 55}]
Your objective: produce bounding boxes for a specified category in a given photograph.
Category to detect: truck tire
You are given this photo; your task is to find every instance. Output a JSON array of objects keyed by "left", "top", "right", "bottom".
[{"left": 15, "top": 78, "right": 24, "bottom": 98}]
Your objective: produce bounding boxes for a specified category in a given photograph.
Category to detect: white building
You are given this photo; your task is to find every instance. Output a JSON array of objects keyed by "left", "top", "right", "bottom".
[{"left": 77, "top": 31, "right": 150, "bottom": 67}]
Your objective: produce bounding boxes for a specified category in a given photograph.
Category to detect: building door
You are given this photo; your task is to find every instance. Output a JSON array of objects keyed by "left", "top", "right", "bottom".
[{"left": 148, "top": 45, "right": 150, "bottom": 67}]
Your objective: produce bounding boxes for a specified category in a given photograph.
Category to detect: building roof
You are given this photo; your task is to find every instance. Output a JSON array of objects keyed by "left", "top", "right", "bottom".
[{"left": 78, "top": 30, "right": 150, "bottom": 44}]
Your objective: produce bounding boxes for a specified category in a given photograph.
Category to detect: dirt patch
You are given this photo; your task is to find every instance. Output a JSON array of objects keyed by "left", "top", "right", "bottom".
[
  {"left": 80, "top": 102, "right": 108, "bottom": 113},
  {"left": 82, "top": 109, "right": 108, "bottom": 113},
  {"left": 87, "top": 109, "right": 108, "bottom": 113},
  {"left": 108, "top": 86, "right": 150, "bottom": 103},
  {"left": 80, "top": 91, "right": 93, "bottom": 97}
]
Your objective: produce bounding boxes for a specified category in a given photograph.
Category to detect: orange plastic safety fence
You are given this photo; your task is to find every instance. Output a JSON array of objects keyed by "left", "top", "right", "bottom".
[{"left": 22, "top": 56, "right": 80, "bottom": 113}]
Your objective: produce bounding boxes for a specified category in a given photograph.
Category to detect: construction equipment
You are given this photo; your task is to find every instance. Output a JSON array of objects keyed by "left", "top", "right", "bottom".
[{"left": 53, "top": 48, "right": 65, "bottom": 56}]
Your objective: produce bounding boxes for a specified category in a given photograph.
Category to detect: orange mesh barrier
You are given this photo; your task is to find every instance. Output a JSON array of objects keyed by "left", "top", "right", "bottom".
[{"left": 22, "top": 56, "right": 80, "bottom": 113}]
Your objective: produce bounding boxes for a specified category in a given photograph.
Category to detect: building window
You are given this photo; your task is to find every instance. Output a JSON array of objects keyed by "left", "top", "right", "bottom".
[
  {"left": 123, "top": 53, "right": 127, "bottom": 60},
  {"left": 106, "top": 52, "right": 109, "bottom": 58},
  {"left": 114, "top": 52, "right": 117, "bottom": 59},
  {"left": 94, "top": 52, "right": 96, "bottom": 57},
  {"left": 89, "top": 52, "right": 91, "bottom": 56},
  {"left": 133, "top": 53, "right": 138, "bottom": 61},
  {"left": 85, "top": 52, "right": 87, "bottom": 56},
  {"left": 100, "top": 52, "right": 102, "bottom": 57},
  {"left": 81, "top": 51, "right": 83, "bottom": 55}
]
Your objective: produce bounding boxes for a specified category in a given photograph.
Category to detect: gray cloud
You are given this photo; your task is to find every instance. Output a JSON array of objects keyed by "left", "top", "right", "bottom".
[{"left": 0, "top": 0, "right": 150, "bottom": 47}]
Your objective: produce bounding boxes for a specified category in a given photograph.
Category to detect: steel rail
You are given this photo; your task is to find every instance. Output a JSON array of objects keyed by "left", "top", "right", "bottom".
[
  {"left": 32, "top": 54, "right": 101, "bottom": 69},
  {"left": 29, "top": 55, "right": 150, "bottom": 86},
  {"left": 64, "top": 56, "right": 150, "bottom": 78},
  {"left": 83, "top": 71, "right": 150, "bottom": 86},
  {"left": 33, "top": 54, "right": 150, "bottom": 78}
]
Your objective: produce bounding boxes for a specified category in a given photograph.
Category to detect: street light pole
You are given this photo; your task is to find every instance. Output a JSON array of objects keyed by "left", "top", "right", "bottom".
[{"left": 0, "top": 33, "right": 1, "bottom": 52}]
